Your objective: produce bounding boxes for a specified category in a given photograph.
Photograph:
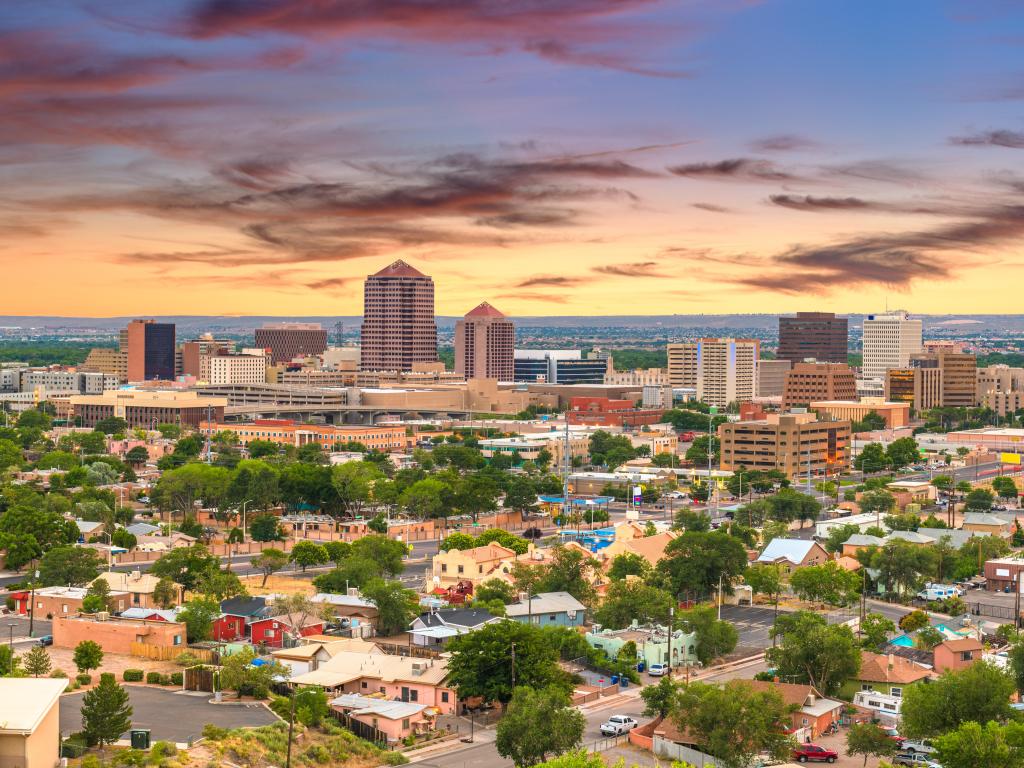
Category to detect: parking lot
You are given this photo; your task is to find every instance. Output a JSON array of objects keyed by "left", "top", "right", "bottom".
[
  {"left": 0, "top": 614, "right": 52, "bottom": 642},
  {"left": 718, "top": 605, "right": 777, "bottom": 652},
  {"left": 60, "top": 686, "right": 279, "bottom": 744}
]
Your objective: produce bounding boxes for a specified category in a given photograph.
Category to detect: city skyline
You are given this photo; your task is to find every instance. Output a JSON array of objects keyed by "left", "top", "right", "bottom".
[{"left": 4, "top": 2, "right": 1024, "bottom": 316}]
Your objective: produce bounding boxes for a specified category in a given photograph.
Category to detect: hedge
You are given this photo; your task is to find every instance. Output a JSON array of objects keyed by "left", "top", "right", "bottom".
[
  {"left": 145, "top": 671, "right": 163, "bottom": 684},
  {"left": 75, "top": 674, "right": 91, "bottom": 686},
  {"left": 170, "top": 672, "right": 183, "bottom": 686},
  {"left": 123, "top": 669, "right": 144, "bottom": 682}
]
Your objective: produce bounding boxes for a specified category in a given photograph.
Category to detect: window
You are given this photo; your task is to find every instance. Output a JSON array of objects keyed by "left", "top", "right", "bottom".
[
  {"left": 133, "top": 593, "right": 141, "bottom": 604},
  {"left": 361, "top": 681, "right": 368, "bottom": 689},
  {"left": 441, "top": 692, "right": 449, "bottom": 703},
  {"left": 861, "top": 684, "right": 873, "bottom": 691},
  {"left": 890, "top": 687, "right": 902, "bottom": 698},
  {"left": 961, "top": 651, "right": 973, "bottom": 662},
  {"left": 62, "top": 605, "right": 68, "bottom": 613},
  {"left": 401, "top": 686, "right": 410, "bottom": 701},
  {"left": 410, "top": 689, "right": 418, "bottom": 702},
  {"left": 402, "top": 718, "right": 410, "bottom": 730},
  {"left": 174, "top": 635, "right": 182, "bottom": 645},
  {"left": 457, "top": 565, "right": 464, "bottom": 574},
  {"left": 549, "top": 614, "right": 557, "bottom": 621}
]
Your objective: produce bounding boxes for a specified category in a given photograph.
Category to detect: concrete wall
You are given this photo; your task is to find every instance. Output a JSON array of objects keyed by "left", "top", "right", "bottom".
[{"left": 53, "top": 615, "right": 185, "bottom": 654}]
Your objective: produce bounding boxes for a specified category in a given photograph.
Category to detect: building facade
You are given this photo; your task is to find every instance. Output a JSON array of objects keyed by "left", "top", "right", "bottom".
[
  {"left": 199, "top": 419, "right": 411, "bottom": 452},
  {"left": 202, "top": 352, "right": 268, "bottom": 385},
  {"left": 782, "top": 362, "right": 857, "bottom": 407},
  {"left": 978, "top": 364, "right": 1024, "bottom": 416},
  {"left": 80, "top": 348, "right": 129, "bottom": 381},
  {"left": 360, "top": 260, "right": 438, "bottom": 372},
  {"left": 126, "top": 319, "right": 176, "bottom": 381},
  {"left": 70, "top": 389, "right": 226, "bottom": 428},
  {"left": 254, "top": 323, "right": 328, "bottom": 364},
  {"left": 718, "top": 412, "right": 851, "bottom": 477},
  {"left": 777, "top": 312, "right": 848, "bottom": 364},
  {"left": 809, "top": 398, "right": 910, "bottom": 428},
  {"left": 757, "top": 359, "right": 792, "bottom": 398},
  {"left": 454, "top": 302, "right": 514, "bottom": 381},
  {"left": 861, "top": 311, "right": 923, "bottom": 382},
  {"left": 513, "top": 349, "right": 608, "bottom": 384},
  {"left": 667, "top": 338, "right": 759, "bottom": 408}
]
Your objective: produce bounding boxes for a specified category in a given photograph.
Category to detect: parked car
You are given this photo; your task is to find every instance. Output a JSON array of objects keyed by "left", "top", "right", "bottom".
[
  {"left": 900, "top": 739, "right": 936, "bottom": 755},
  {"left": 893, "top": 753, "right": 941, "bottom": 767},
  {"left": 648, "top": 663, "right": 667, "bottom": 677},
  {"left": 916, "top": 583, "right": 961, "bottom": 601},
  {"left": 600, "top": 715, "right": 638, "bottom": 736},
  {"left": 792, "top": 744, "right": 838, "bottom": 763},
  {"left": 883, "top": 727, "right": 905, "bottom": 746},
  {"left": 37, "top": 635, "right": 52, "bottom": 647}
]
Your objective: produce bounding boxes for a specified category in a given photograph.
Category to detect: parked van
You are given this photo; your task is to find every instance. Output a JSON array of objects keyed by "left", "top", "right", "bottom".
[{"left": 916, "top": 583, "right": 961, "bottom": 601}]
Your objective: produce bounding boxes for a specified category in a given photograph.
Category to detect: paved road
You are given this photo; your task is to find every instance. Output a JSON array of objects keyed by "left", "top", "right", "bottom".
[
  {"left": 60, "top": 686, "right": 279, "bottom": 743},
  {"left": 0, "top": 614, "right": 51, "bottom": 640}
]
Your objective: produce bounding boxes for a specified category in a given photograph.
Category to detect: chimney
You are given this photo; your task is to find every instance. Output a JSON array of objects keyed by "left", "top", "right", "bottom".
[
  {"left": 888, "top": 653, "right": 895, "bottom": 671},
  {"left": 130, "top": 569, "right": 141, "bottom": 581}
]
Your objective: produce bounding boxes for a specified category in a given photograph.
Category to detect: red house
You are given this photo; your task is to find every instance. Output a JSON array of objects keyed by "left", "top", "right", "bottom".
[
  {"left": 249, "top": 615, "right": 325, "bottom": 649},
  {"left": 212, "top": 596, "right": 273, "bottom": 642}
]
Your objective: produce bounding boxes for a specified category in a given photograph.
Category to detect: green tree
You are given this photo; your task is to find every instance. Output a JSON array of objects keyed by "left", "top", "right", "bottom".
[
  {"left": 249, "top": 514, "right": 283, "bottom": 542},
  {"left": 535, "top": 545, "right": 598, "bottom": 605},
  {"left": 475, "top": 528, "right": 530, "bottom": 555},
  {"left": 0, "top": 645, "right": 19, "bottom": 676},
  {"left": 593, "top": 580, "right": 673, "bottom": 630},
  {"left": 766, "top": 611, "right": 860, "bottom": 696},
  {"left": 655, "top": 530, "right": 749, "bottom": 599},
  {"left": 38, "top": 545, "right": 102, "bottom": 586},
  {"left": 673, "top": 679, "right": 795, "bottom": 768},
  {"left": 252, "top": 548, "right": 289, "bottom": 587},
  {"left": 607, "top": 552, "right": 651, "bottom": 581},
  {"left": 860, "top": 613, "right": 896, "bottom": 651},
  {"left": 362, "top": 578, "right": 418, "bottom": 636},
  {"left": 110, "top": 528, "right": 137, "bottom": 550},
  {"left": 313, "top": 557, "right": 382, "bottom": 593},
  {"left": 901, "top": 661, "right": 1015, "bottom": 738},
  {"left": 871, "top": 540, "right": 936, "bottom": 599},
  {"left": 475, "top": 579, "right": 517, "bottom": 605},
  {"left": 915, "top": 626, "right": 945, "bottom": 650},
  {"left": 965, "top": 488, "right": 995, "bottom": 512},
  {"left": 440, "top": 532, "right": 477, "bottom": 551},
  {"left": 219, "top": 647, "right": 288, "bottom": 699},
  {"left": 323, "top": 540, "right": 351, "bottom": 563},
  {"left": 73, "top": 640, "right": 104, "bottom": 674},
  {"left": 993, "top": 476, "right": 1020, "bottom": 500},
  {"left": 83, "top": 578, "right": 112, "bottom": 614},
  {"left": 446, "top": 622, "right": 564, "bottom": 708},
  {"left": 823, "top": 523, "right": 861, "bottom": 554},
  {"left": 177, "top": 597, "right": 221, "bottom": 642},
  {"left": 124, "top": 445, "right": 150, "bottom": 464},
  {"left": 81, "top": 673, "right": 132, "bottom": 750},
  {"left": 350, "top": 534, "right": 407, "bottom": 577},
  {"left": 855, "top": 442, "right": 890, "bottom": 473},
  {"left": 846, "top": 722, "right": 898, "bottom": 767},
  {"left": 789, "top": 561, "right": 860, "bottom": 606},
  {"left": 674, "top": 509, "right": 711, "bottom": 532},
  {"left": 679, "top": 605, "right": 739, "bottom": 665},
  {"left": 196, "top": 568, "right": 246, "bottom": 601},
  {"left": 640, "top": 675, "right": 681, "bottom": 718},
  {"left": 859, "top": 489, "right": 897, "bottom": 525},
  {"left": 149, "top": 544, "right": 219, "bottom": 594},
  {"left": 152, "top": 577, "right": 178, "bottom": 609},
  {"left": 22, "top": 645, "right": 51, "bottom": 677},
  {"left": 588, "top": 430, "right": 637, "bottom": 469},
  {"left": 685, "top": 435, "right": 720, "bottom": 465},
  {"left": 289, "top": 541, "right": 329, "bottom": 572},
  {"left": 331, "top": 461, "right": 385, "bottom": 516},
  {"left": 934, "top": 721, "right": 1024, "bottom": 768},
  {"left": 744, "top": 563, "right": 784, "bottom": 618},
  {"left": 0, "top": 439, "right": 23, "bottom": 471},
  {"left": 496, "top": 686, "right": 585, "bottom": 767},
  {"left": 886, "top": 437, "right": 920, "bottom": 469},
  {"left": 899, "top": 610, "right": 930, "bottom": 633}
]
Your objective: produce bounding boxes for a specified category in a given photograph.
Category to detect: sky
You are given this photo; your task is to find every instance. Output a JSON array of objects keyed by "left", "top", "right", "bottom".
[{"left": 4, "top": 0, "right": 1024, "bottom": 317}]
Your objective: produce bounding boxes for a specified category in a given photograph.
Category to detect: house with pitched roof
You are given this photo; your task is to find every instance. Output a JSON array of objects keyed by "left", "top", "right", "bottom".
[
  {"left": 272, "top": 638, "right": 381, "bottom": 676},
  {"left": 212, "top": 596, "right": 272, "bottom": 641},
  {"left": 0, "top": 678, "right": 67, "bottom": 768},
  {"left": 840, "top": 651, "right": 934, "bottom": 702},
  {"left": 506, "top": 592, "right": 586, "bottom": 627},
  {"left": 600, "top": 530, "right": 678, "bottom": 570},
  {"left": 963, "top": 512, "right": 1013, "bottom": 538},
  {"left": 755, "top": 538, "right": 829, "bottom": 574},
  {"left": 934, "top": 638, "right": 983, "bottom": 673},
  {"left": 93, "top": 569, "right": 184, "bottom": 610},
  {"left": 330, "top": 694, "right": 434, "bottom": 744},
  {"left": 747, "top": 680, "right": 844, "bottom": 739},
  {"left": 430, "top": 542, "right": 518, "bottom": 589},
  {"left": 409, "top": 608, "right": 501, "bottom": 647}
]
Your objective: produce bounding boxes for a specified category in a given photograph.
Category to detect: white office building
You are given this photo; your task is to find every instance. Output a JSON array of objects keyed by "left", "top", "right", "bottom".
[
  {"left": 667, "top": 338, "right": 759, "bottom": 408},
  {"left": 861, "top": 311, "right": 923, "bottom": 382}
]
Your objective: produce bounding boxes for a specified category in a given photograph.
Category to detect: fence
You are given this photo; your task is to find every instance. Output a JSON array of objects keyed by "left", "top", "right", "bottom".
[
  {"left": 586, "top": 735, "right": 624, "bottom": 754},
  {"left": 967, "top": 601, "right": 1018, "bottom": 620},
  {"left": 184, "top": 665, "right": 216, "bottom": 692},
  {"left": 652, "top": 736, "right": 719, "bottom": 767},
  {"left": 331, "top": 709, "right": 389, "bottom": 748},
  {"left": 129, "top": 642, "right": 217, "bottom": 663}
]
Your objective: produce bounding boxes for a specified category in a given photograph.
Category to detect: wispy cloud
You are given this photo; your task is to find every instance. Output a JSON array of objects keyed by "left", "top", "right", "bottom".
[
  {"left": 592, "top": 261, "right": 669, "bottom": 277},
  {"left": 667, "top": 158, "right": 805, "bottom": 183},
  {"left": 515, "top": 274, "right": 590, "bottom": 288},
  {"left": 749, "top": 134, "right": 820, "bottom": 152},
  {"left": 951, "top": 129, "right": 1024, "bottom": 148}
]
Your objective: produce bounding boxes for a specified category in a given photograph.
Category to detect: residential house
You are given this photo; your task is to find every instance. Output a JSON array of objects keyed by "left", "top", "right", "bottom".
[
  {"left": 934, "top": 638, "right": 983, "bottom": 673},
  {"left": 135, "top": 532, "right": 198, "bottom": 552},
  {"left": 915, "top": 527, "right": 987, "bottom": 548},
  {"left": 74, "top": 519, "right": 104, "bottom": 542},
  {"left": 841, "top": 534, "right": 886, "bottom": 558},
  {"left": 755, "top": 539, "right": 830, "bottom": 574},
  {"left": 586, "top": 623, "right": 699, "bottom": 668},
  {"left": 119, "top": 607, "right": 180, "bottom": 622},
  {"left": 506, "top": 592, "right": 586, "bottom": 627},
  {"left": 748, "top": 681, "right": 844, "bottom": 739},
  {"left": 310, "top": 592, "right": 379, "bottom": 633},
  {"left": 885, "top": 530, "right": 934, "bottom": 546},
  {"left": 600, "top": 530, "right": 678, "bottom": 570},
  {"left": 249, "top": 613, "right": 325, "bottom": 649},
  {"left": 124, "top": 522, "right": 161, "bottom": 536},
  {"left": 12, "top": 586, "right": 125, "bottom": 618},
  {"left": 840, "top": 651, "right": 933, "bottom": 708},
  {"left": 962, "top": 513, "right": 1013, "bottom": 538},
  {"left": 93, "top": 570, "right": 184, "bottom": 610},
  {"left": 409, "top": 608, "right": 501, "bottom": 648},
  {"left": 330, "top": 694, "right": 433, "bottom": 744},
  {"left": 289, "top": 651, "right": 458, "bottom": 714},
  {"left": 272, "top": 638, "right": 381, "bottom": 676},
  {"left": 213, "top": 596, "right": 272, "bottom": 641},
  {"left": 430, "top": 542, "right": 517, "bottom": 589},
  {"left": 0, "top": 678, "right": 67, "bottom": 768}
]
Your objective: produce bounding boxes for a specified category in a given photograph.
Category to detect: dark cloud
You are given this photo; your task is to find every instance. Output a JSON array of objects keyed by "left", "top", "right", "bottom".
[
  {"left": 667, "top": 158, "right": 803, "bottom": 183},
  {"left": 749, "top": 134, "right": 820, "bottom": 152},
  {"left": 305, "top": 277, "right": 353, "bottom": 291},
  {"left": 768, "top": 195, "right": 875, "bottom": 211},
  {"left": 691, "top": 202, "right": 730, "bottom": 213},
  {"left": 496, "top": 291, "right": 571, "bottom": 304},
  {"left": 185, "top": 0, "right": 680, "bottom": 77},
  {"left": 822, "top": 160, "right": 927, "bottom": 186},
  {"left": 592, "top": 261, "right": 668, "bottom": 277},
  {"left": 951, "top": 130, "right": 1024, "bottom": 149},
  {"left": 212, "top": 159, "right": 301, "bottom": 190},
  {"left": 515, "top": 275, "right": 590, "bottom": 288}
]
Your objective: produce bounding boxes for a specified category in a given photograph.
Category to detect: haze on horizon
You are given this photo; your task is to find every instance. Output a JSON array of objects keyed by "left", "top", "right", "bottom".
[{"left": 3, "top": 1, "right": 1024, "bottom": 317}]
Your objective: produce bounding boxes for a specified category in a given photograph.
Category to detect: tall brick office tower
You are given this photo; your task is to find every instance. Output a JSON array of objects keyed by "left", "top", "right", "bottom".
[
  {"left": 360, "top": 260, "right": 438, "bottom": 371},
  {"left": 455, "top": 302, "right": 515, "bottom": 380}
]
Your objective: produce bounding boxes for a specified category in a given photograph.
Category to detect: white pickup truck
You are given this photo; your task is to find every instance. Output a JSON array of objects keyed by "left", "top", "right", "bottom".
[{"left": 600, "top": 716, "right": 638, "bottom": 736}]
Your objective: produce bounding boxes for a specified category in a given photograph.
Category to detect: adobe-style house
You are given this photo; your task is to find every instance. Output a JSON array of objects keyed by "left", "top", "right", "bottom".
[
  {"left": 93, "top": 570, "right": 184, "bottom": 610},
  {"left": 933, "top": 638, "right": 983, "bottom": 673},
  {"left": 430, "top": 542, "right": 518, "bottom": 588},
  {"left": 755, "top": 539, "right": 830, "bottom": 574},
  {"left": 271, "top": 638, "right": 381, "bottom": 676},
  {"left": 747, "top": 680, "right": 844, "bottom": 739}
]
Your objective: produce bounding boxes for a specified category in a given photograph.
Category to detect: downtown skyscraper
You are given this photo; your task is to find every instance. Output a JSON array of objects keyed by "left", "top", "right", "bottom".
[{"left": 360, "top": 260, "right": 438, "bottom": 372}]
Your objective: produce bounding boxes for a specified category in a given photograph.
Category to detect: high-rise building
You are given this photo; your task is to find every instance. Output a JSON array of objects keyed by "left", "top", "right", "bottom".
[
  {"left": 978, "top": 364, "right": 1024, "bottom": 416},
  {"left": 861, "top": 311, "right": 923, "bottom": 382},
  {"left": 757, "top": 359, "right": 792, "bottom": 398},
  {"left": 254, "top": 323, "right": 328, "bottom": 364},
  {"left": 886, "top": 350, "right": 977, "bottom": 411},
  {"left": 80, "top": 348, "right": 128, "bottom": 381},
  {"left": 455, "top": 302, "right": 515, "bottom": 381},
  {"left": 360, "top": 260, "right": 438, "bottom": 372},
  {"left": 782, "top": 362, "right": 857, "bottom": 407},
  {"left": 181, "top": 335, "right": 236, "bottom": 377},
  {"left": 513, "top": 350, "right": 608, "bottom": 384},
  {"left": 125, "top": 320, "right": 176, "bottom": 382},
  {"left": 777, "top": 312, "right": 848, "bottom": 364},
  {"left": 667, "top": 338, "right": 759, "bottom": 408},
  {"left": 718, "top": 412, "right": 851, "bottom": 477}
]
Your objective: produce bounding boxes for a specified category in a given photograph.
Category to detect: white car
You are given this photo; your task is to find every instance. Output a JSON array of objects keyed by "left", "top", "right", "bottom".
[
  {"left": 600, "top": 716, "right": 638, "bottom": 736},
  {"left": 648, "top": 663, "right": 667, "bottom": 677},
  {"left": 900, "top": 739, "right": 936, "bottom": 755}
]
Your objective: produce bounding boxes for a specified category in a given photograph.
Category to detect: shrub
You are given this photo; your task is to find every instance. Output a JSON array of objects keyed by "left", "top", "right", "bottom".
[
  {"left": 109, "top": 748, "right": 146, "bottom": 767},
  {"left": 175, "top": 651, "right": 201, "bottom": 667},
  {"left": 75, "top": 673, "right": 91, "bottom": 686},
  {"left": 50, "top": 668, "right": 68, "bottom": 678},
  {"left": 202, "top": 724, "right": 229, "bottom": 741},
  {"left": 146, "top": 671, "right": 163, "bottom": 684},
  {"left": 4, "top": 597, "right": 14, "bottom": 612},
  {"left": 82, "top": 756, "right": 103, "bottom": 768},
  {"left": 302, "top": 745, "right": 331, "bottom": 764},
  {"left": 383, "top": 752, "right": 410, "bottom": 766},
  {"left": 61, "top": 733, "right": 89, "bottom": 758},
  {"left": 150, "top": 741, "right": 177, "bottom": 761},
  {"left": 170, "top": 671, "right": 183, "bottom": 686},
  {"left": 122, "top": 669, "right": 144, "bottom": 682}
]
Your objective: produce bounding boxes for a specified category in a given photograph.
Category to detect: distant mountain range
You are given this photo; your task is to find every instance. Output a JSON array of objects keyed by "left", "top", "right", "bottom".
[{"left": 0, "top": 314, "right": 1020, "bottom": 334}]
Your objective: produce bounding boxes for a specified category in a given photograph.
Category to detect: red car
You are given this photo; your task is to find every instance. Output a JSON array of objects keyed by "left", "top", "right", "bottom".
[{"left": 793, "top": 744, "right": 838, "bottom": 763}]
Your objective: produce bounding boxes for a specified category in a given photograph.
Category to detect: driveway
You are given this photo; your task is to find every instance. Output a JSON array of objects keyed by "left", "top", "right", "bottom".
[{"left": 60, "top": 686, "right": 279, "bottom": 744}]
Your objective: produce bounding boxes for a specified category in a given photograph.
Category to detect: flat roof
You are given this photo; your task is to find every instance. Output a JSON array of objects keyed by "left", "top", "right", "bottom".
[{"left": 0, "top": 678, "right": 66, "bottom": 733}]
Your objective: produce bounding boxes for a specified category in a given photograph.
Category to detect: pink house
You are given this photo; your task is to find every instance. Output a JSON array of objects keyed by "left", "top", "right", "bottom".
[
  {"left": 933, "top": 638, "right": 983, "bottom": 673},
  {"left": 250, "top": 615, "right": 325, "bottom": 649},
  {"left": 330, "top": 694, "right": 433, "bottom": 743}
]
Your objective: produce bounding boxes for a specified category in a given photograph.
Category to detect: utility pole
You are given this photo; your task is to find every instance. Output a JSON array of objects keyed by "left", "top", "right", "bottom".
[
  {"left": 666, "top": 605, "right": 675, "bottom": 678},
  {"left": 561, "top": 418, "right": 570, "bottom": 526},
  {"left": 510, "top": 642, "right": 516, "bottom": 689},
  {"left": 717, "top": 574, "right": 723, "bottom": 620},
  {"left": 285, "top": 689, "right": 296, "bottom": 768}
]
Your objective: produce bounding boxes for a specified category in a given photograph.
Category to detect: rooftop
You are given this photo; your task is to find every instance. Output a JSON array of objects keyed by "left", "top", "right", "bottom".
[
  {"left": 858, "top": 651, "right": 933, "bottom": 684},
  {"left": 756, "top": 538, "right": 819, "bottom": 564},
  {"left": 371, "top": 259, "right": 427, "bottom": 279},
  {"left": 464, "top": 302, "right": 506, "bottom": 319},
  {"left": 0, "top": 678, "right": 67, "bottom": 733},
  {"left": 506, "top": 591, "right": 586, "bottom": 618},
  {"left": 331, "top": 694, "right": 428, "bottom": 721},
  {"left": 289, "top": 650, "right": 450, "bottom": 688}
]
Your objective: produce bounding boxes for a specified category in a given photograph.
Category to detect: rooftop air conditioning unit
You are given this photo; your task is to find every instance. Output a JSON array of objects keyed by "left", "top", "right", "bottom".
[{"left": 95, "top": 611, "right": 110, "bottom": 621}]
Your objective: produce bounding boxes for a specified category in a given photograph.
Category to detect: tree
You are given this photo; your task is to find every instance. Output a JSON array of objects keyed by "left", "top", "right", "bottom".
[
  {"left": 674, "top": 509, "right": 711, "bottom": 532},
  {"left": 744, "top": 563, "right": 784, "bottom": 615},
  {"left": 789, "top": 561, "right": 860, "bottom": 606},
  {"left": 607, "top": 552, "right": 651, "bottom": 581},
  {"left": 854, "top": 411, "right": 888, "bottom": 432},
  {"left": 685, "top": 434, "right": 720, "bottom": 465},
  {"left": 535, "top": 545, "right": 599, "bottom": 605},
  {"left": 823, "top": 523, "right": 861, "bottom": 554},
  {"left": 289, "top": 541, "right": 329, "bottom": 572},
  {"left": 249, "top": 514, "right": 283, "bottom": 542},
  {"left": 765, "top": 488, "right": 821, "bottom": 528},
  {"left": 855, "top": 442, "right": 890, "bottom": 473},
  {"left": 934, "top": 721, "right": 1024, "bottom": 768},
  {"left": 81, "top": 673, "right": 132, "bottom": 750},
  {"left": 196, "top": 568, "right": 246, "bottom": 601},
  {"left": 313, "top": 557, "right": 382, "bottom": 593},
  {"left": 588, "top": 431, "right": 637, "bottom": 469},
  {"left": 901, "top": 661, "right": 1015, "bottom": 738},
  {"left": 440, "top": 532, "right": 477, "bottom": 551},
  {"left": 0, "top": 439, "right": 22, "bottom": 471},
  {"left": 860, "top": 613, "right": 896, "bottom": 651},
  {"left": 766, "top": 611, "right": 860, "bottom": 696},
  {"left": 152, "top": 577, "right": 178, "bottom": 609},
  {"left": 362, "top": 578, "right": 418, "bottom": 636},
  {"left": 350, "top": 535, "right": 407, "bottom": 577},
  {"left": 846, "top": 722, "right": 898, "bottom": 767},
  {"left": 993, "top": 476, "right": 1020, "bottom": 500},
  {"left": 252, "top": 548, "right": 289, "bottom": 587},
  {"left": 475, "top": 579, "right": 517, "bottom": 605},
  {"left": 871, "top": 540, "right": 936, "bottom": 599},
  {"left": 496, "top": 686, "right": 585, "bottom": 767},
  {"left": 150, "top": 545, "right": 219, "bottom": 594},
  {"left": 38, "top": 545, "right": 102, "bottom": 586},
  {"left": 331, "top": 461, "right": 385, "bottom": 516},
  {"left": 22, "top": 645, "right": 51, "bottom": 677},
  {"left": 0, "top": 645, "right": 19, "bottom": 676},
  {"left": 915, "top": 626, "right": 945, "bottom": 650},
  {"left": 899, "top": 610, "right": 930, "bottom": 633},
  {"left": 83, "top": 578, "right": 112, "bottom": 614},
  {"left": 886, "top": 437, "right": 920, "bottom": 469},
  {"left": 859, "top": 489, "right": 897, "bottom": 525},
  {"left": 593, "top": 580, "right": 673, "bottom": 630},
  {"left": 447, "top": 622, "right": 564, "bottom": 708},
  {"left": 672, "top": 680, "right": 795, "bottom": 768},
  {"left": 73, "top": 640, "right": 104, "bottom": 674},
  {"left": 641, "top": 675, "right": 681, "bottom": 718},
  {"left": 219, "top": 646, "right": 288, "bottom": 699},
  {"left": 124, "top": 445, "right": 150, "bottom": 465},
  {"left": 111, "top": 528, "right": 137, "bottom": 550},
  {"left": 679, "top": 605, "right": 739, "bottom": 664},
  {"left": 965, "top": 488, "right": 995, "bottom": 512},
  {"left": 176, "top": 597, "right": 220, "bottom": 642},
  {"left": 655, "top": 531, "right": 749, "bottom": 600}
]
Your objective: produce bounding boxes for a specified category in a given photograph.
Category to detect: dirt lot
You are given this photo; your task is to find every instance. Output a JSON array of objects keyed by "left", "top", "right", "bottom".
[
  {"left": 240, "top": 572, "right": 315, "bottom": 596},
  {"left": 43, "top": 647, "right": 178, "bottom": 689}
]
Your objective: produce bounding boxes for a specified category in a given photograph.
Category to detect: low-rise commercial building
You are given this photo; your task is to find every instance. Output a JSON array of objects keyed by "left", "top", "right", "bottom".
[
  {"left": 199, "top": 419, "right": 410, "bottom": 452},
  {"left": 809, "top": 397, "right": 910, "bottom": 429},
  {"left": 565, "top": 396, "right": 665, "bottom": 428},
  {"left": 70, "top": 389, "right": 226, "bottom": 428},
  {"left": 718, "top": 412, "right": 851, "bottom": 477},
  {"left": 586, "top": 623, "right": 698, "bottom": 668},
  {"left": 52, "top": 613, "right": 185, "bottom": 654}
]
